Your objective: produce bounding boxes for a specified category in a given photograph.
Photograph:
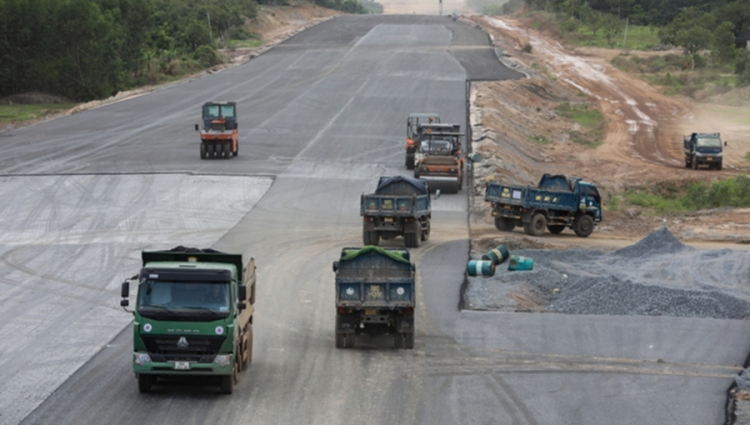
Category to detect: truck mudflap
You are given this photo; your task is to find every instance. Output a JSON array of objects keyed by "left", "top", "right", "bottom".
[
  {"left": 336, "top": 313, "right": 359, "bottom": 334},
  {"left": 396, "top": 315, "right": 414, "bottom": 333},
  {"left": 403, "top": 219, "right": 420, "bottom": 234}
]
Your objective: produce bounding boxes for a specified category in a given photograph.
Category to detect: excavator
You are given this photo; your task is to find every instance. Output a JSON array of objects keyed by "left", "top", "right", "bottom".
[{"left": 195, "top": 101, "right": 238, "bottom": 159}]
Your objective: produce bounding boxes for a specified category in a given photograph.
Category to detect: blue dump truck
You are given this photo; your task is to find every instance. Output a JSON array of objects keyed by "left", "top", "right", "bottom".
[
  {"left": 485, "top": 174, "right": 602, "bottom": 237},
  {"left": 361, "top": 176, "right": 431, "bottom": 248},
  {"left": 120, "top": 247, "right": 256, "bottom": 394},
  {"left": 333, "top": 246, "right": 416, "bottom": 349},
  {"left": 684, "top": 132, "right": 723, "bottom": 170}
]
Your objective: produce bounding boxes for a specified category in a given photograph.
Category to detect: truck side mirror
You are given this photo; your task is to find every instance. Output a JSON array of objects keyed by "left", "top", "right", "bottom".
[
  {"left": 725, "top": 141, "right": 727, "bottom": 147},
  {"left": 238, "top": 301, "right": 246, "bottom": 311},
  {"left": 194, "top": 124, "right": 199, "bottom": 131},
  {"left": 120, "top": 299, "right": 130, "bottom": 307},
  {"left": 332, "top": 261, "right": 339, "bottom": 272},
  {"left": 238, "top": 285, "right": 247, "bottom": 301},
  {"left": 121, "top": 281, "right": 129, "bottom": 298}
]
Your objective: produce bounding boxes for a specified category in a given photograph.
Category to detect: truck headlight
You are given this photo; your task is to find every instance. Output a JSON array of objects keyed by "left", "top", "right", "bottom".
[
  {"left": 134, "top": 353, "right": 152, "bottom": 365},
  {"left": 213, "top": 355, "right": 231, "bottom": 367}
]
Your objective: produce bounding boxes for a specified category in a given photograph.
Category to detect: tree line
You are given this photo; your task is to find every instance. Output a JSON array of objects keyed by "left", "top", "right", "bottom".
[
  {"left": 515, "top": 0, "right": 750, "bottom": 84},
  {"left": 0, "top": 0, "right": 372, "bottom": 102}
]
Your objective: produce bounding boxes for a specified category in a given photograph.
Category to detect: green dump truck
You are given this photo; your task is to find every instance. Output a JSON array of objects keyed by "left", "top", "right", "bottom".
[
  {"left": 332, "top": 246, "right": 416, "bottom": 349},
  {"left": 120, "top": 247, "right": 256, "bottom": 394}
]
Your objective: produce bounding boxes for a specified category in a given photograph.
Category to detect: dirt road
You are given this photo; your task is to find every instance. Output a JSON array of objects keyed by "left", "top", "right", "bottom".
[{"left": 467, "top": 14, "right": 750, "bottom": 246}]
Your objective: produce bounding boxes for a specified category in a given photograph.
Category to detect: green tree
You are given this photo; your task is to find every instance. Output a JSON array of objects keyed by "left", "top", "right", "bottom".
[
  {"left": 712, "top": 21, "right": 736, "bottom": 65},
  {"left": 600, "top": 13, "right": 622, "bottom": 46}
]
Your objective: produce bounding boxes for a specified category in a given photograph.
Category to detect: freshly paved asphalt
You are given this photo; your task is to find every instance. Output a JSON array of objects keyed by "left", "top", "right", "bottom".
[{"left": 1, "top": 15, "right": 746, "bottom": 425}]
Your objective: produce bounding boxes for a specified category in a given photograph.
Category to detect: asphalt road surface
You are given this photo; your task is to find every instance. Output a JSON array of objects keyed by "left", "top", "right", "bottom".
[{"left": 1, "top": 16, "right": 747, "bottom": 425}]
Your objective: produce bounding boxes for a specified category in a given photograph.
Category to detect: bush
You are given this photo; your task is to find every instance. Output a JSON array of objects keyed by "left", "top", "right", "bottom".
[
  {"left": 692, "top": 53, "right": 707, "bottom": 69},
  {"left": 522, "top": 43, "right": 533, "bottom": 53},
  {"left": 194, "top": 45, "right": 221, "bottom": 68}
]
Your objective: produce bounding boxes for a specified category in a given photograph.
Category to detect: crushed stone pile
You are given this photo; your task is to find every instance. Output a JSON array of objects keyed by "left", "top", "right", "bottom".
[{"left": 464, "top": 227, "right": 750, "bottom": 320}]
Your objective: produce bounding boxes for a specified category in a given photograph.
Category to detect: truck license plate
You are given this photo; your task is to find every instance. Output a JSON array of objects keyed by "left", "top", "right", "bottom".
[
  {"left": 384, "top": 217, "right": 393, "bottom": 222},
  {"left": 175, "top": 361, "right": 190, "bottom": 370},
  {"left": 707, "top": 157, "right": 713, "bottom": 161},
  {"left": 364, "top": 309, "right": 378, "bottom": 315}
]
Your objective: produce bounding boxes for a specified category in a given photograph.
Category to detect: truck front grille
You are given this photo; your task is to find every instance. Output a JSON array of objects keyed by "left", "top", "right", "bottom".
[{"left": 141, "top": 335, "right": 225, "bottom": 359}]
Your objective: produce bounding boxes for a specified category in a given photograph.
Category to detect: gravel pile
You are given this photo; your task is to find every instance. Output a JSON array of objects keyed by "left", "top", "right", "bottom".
[{"left": 464, "top": 227, "right": 750, "bottom": 320}]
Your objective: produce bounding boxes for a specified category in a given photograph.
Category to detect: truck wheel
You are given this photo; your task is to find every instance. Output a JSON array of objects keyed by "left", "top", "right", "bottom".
[
  {"left": 243, "top": 324, "right": 253, "bottom": 368},
  {"left": 394, "top": 332, "right": 404, "bottom": 349},
  {"left": 421, "top": 221, "right": 430, "bottom": 241},
  {"left": 362, "top": 228, "right": 371, "bottom": 245},
  {"left": 716, "top": 162, "right": 722, "bottom": 171},
  {"left": 547, "top": 225, "right": 565, "bottom": 234},
  {"left": 220, "top": 374, "right": 234, "bottom": 395},
  {"left": 345, "top": 333, "right": 356, "bottom": 349},
  {"left": 200, "top": 143, "right": 207, "bottom": 160},
  {"left": 414, "top": 168, "right": 420, "bottom": 179},
  {"left": 335, "top": 333, "right": 346, "bottom": 348},
  {"left": 574, "top": 214, "right": 595, "bottom": 237},
  {"left": 692, "top": 157, "right": 698, "bottom": 170},
  {"left": 494, "top": 217, "right": 515, "bottom": 232},
  {"left": 404, "top": 332, "right": 415, "bottom": 349},
  {"left": 137, "top": 374, "right": 153, "bottom": 393},
  {"left": 528, "top": 213, "right": 547, "bottom": 237},
  {"left": 363, "top": 230, "right": 379, "bottom": 246},
  {"left": 405, "top": 232, "right": 420, "bottom": 248},
  {"left": 406, "top": 154, "right": 415, "bottom": 170}
]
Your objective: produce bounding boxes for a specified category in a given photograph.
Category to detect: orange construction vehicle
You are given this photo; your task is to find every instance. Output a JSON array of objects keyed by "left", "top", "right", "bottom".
[
  {"left": 195, "top": 101, "right": 239, "bottom": 159},
  {"left": 405, "top": 113, "right": 440, "bottom": 169},
  {"left": 413, "top": 123, "right": 464, "bottom": 193}
]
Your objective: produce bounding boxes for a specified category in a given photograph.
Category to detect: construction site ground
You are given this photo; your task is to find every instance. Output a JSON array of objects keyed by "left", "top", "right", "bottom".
[
  {"left": 464, "top": 15, "right": 750, "bottom": 421},
  {"left": 466, "top": 14, "right": 750, "bottom": 252}
]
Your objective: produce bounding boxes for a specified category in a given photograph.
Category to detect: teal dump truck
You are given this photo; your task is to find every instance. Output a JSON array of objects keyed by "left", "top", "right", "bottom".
[
  {"left": 684, "top": 132, "right": 723, "bottom": 170},
  {"left": 333, "top": 246, "right": 416, "bottom": 349},
  {"left": 120, "top": 247, "right": 256, "bottom": 394},
  {"left": 361, "top": 176, "right": 432, "bottom": 248},
  {"left": 485, "top": 174, "right": 602, "bottom": 237}
]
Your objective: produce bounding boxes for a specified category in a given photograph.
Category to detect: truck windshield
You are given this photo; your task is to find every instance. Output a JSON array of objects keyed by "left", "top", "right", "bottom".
[
  {"left": 138, "top": 281, "right": 230, "bottom": 314},
  {"left": 696, "top": 137, "right": 721, "bottom": 148},
  {"left": 220, "top": 105, "right": 235, "bottom": 118},
  {"left": 203, "top": 105, "right": 234, "bottom": 119}
]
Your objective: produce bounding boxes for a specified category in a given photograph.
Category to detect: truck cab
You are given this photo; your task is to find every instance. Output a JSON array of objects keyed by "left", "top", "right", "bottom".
[
  {"left": 684, "top": 132, "right": 723, "bottom": 170},
  {"left": 120, "top": 248, "right": 255, "bottom": 394}
]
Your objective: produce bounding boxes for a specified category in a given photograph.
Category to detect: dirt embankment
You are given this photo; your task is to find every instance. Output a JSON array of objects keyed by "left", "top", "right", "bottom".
[{"left": 466, "top": 14, "right": 750, "bottom": 248}]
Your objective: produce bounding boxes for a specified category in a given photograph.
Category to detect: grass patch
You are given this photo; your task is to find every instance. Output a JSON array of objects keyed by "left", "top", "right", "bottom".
[
  {"left": 0, "top": 104, "right": 75, "bottom": 123},
  {"left": 529, "top": 135, "right": 550, "bottom": 144},
  {"left": 572, "top": 24, "right": 660, "bottom": 50},
  {"left": 744, "top": 152, "right": 750, "bottom": 162},
  {"left": 225, "top": 38, "right": 264, "bottom": 49},
  {"left": 621, "top": 175, "right": 750, "bottom": 215},
  {"left": 555, "top": 102, "right": 604, "bottom": 147},
  {"left": 608, "top": 194, "right": 620, "bottom": 211},
  {"left": 623, "top": 190, "right": 687, "bottom": 214}
]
